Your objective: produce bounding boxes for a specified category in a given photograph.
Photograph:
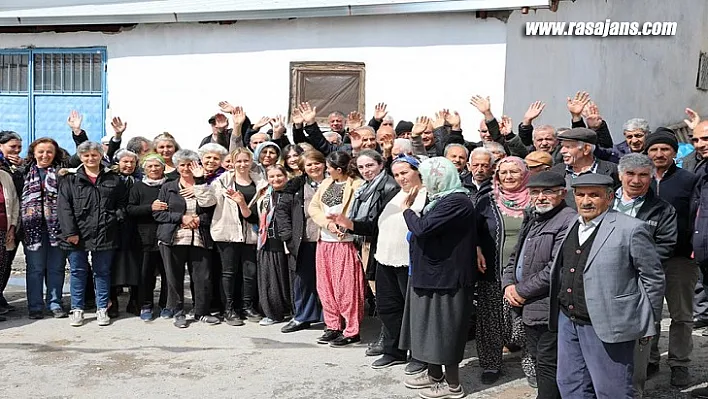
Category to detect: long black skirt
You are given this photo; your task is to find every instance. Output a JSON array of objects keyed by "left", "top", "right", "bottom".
[{"left": 257, "top": 249, "right": 292, "bottom": 321}]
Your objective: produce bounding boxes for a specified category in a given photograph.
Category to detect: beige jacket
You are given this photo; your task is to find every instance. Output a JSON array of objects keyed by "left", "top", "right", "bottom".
[
  {"left": 0, "top": 170, "right": 19, "bottom": 251},
  {"left": 193, "top": 171, "right": 267, "bottom": 244},
  {"left": 307, "top": 177, "right": 362, "bottom": 229}
]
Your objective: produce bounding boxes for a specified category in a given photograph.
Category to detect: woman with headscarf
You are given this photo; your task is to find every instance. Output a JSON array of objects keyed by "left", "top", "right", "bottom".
[
  {"left": 22, "top": 138, "right": 67, "bottom": 319},
  {"left": 475, "top": 155, "right": 535, "bottom": 386},
  {"left": 253, "top": 141, "right": 282, "bottom": 177},
  {"left": 308, "top": 150, "right": 364, "bottom": 347},
  {"left": 109, "top": 149, "right": 142, "bottom": 317},
  {"left": 275, "top": 150, "right": 326, "bottom": 333},
  {"left": 399, "top": 157, "right": 477, "bottom": 398},
  {"left": 127, "top": 153, "right": 169, "bottom": 321}
]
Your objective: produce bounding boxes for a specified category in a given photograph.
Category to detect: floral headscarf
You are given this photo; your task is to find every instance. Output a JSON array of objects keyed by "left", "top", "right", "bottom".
[
  {"left": 419, "top": 157, "right": 468, "bottom": 214},
  {"left": 493, "top": 156, "right": 530, "bottom": 218}
]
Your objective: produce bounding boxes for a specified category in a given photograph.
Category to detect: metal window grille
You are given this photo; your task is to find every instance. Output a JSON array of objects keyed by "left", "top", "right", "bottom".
[
  {"left": 0, "top": 53, "right": 29, "bottom": 93},
  {"left": 32, "top": 52, "right": 102, "bottom": 93},
  {"left": 697, "top": 52, "right": 708, "bottom": 91}
]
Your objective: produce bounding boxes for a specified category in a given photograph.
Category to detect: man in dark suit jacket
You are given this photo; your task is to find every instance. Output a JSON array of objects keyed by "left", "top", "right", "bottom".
[
  {"left": 550, "top": 128, "right": 619, "bottom": 209},
  {"left": 550, "top": 174, "right": 665, "bottom": 399}
]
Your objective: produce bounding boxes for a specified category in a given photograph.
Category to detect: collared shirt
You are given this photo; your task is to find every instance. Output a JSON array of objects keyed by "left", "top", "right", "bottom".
[
  {"left": 577, "top": 210, "right": 608, "bottom": 245},
  {"left": 613, "top": 188, "right": 646, "bottom": 218},
  {"left": 565, "top": 159, "right": 599, "bottom": 179}
]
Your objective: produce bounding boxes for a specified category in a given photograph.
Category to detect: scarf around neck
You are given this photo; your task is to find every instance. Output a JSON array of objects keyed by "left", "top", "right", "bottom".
[
  {"left": 493, "top": 157, "right": 531, "bottom": 218},
  {"left": 22, "top": 164, "right": 61, "bottom": 250},
  {"left": 348, "top": 169, "right": 387, "bottom": 223},
  {"left": 142, "top": 176, "right": 167, "bottom": 187}
]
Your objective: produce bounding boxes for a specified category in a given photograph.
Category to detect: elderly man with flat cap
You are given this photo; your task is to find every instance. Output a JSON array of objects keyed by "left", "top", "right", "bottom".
[
  {"left": 550, "top": 128, "right": 619, "bottom": 209},
  {"left": 525, "top": 151, "right": 553, "bottom": 176},
  {"left": 503, "top": 171, "right": 576, "bottom": 399},
  {"left": 549, "top": 173, "right": 665, "bottom": 399}
]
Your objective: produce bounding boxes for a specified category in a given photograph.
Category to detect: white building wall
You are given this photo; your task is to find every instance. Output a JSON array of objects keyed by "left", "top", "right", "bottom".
[
  {"left": 1, "top": 13, "right": 507, "bottom": 149},
  {"left": 503, "top": 0, "right": 708, "bottom": 140}
]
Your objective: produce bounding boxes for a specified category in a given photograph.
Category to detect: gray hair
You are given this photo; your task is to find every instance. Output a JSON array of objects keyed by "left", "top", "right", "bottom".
[
  {"left": 329, "top": 111, "right": 345, "bottom": 119},
  {"left": 353, "top": 125, "right": 376, "bottom": 137},
  {"left": 249, "top": 132, "right": 269, "bottom": 144},
  {"left": 622, "top": 118, "right": 650, "bottom": 133},
  {"left": 115, "top": 149, "right": 138, "bottom": 163},
  {"left": 618, "top": 153, "right": 656, "bottom": 175},
  {"left": 77, "top": 141, "right": 104, "bottom": 157},
  {"left": 392, "top": 138, "right": 413, "bottom": 155},
  {"left": 323, "top": 132, "right": 342, "bottom": 145},
  {"left": 532, "top": 125, "right": 556, "bottom": 140},
  {"left": 383, "top": 115, "right": 394, "bottom": 124},
  {"left": 198, "top": 143, "right": 228, "bottom": 158},
  {"left": 126, "top": 136, "right": 151, "bottom": 155},
  {"left": 172, "top": 149, "right": 200, "bottom": 165},
  {"left": 483, "top": 141, "right": 506, "bottom": 157},
  {"left": 469, "top": 147, "right": 494, "bottom": 166},
  {"left": 444, "top": 143, "right": 469, "bottom": 159}
]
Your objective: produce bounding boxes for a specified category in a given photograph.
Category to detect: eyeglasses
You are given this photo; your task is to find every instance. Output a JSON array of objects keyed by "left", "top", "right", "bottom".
[{"left": 530, "top": 189, "right": 562, "bottom": 197}]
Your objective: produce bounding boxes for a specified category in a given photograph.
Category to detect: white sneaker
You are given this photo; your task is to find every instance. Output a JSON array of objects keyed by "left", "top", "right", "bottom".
[
  {"left": 96, "top": 308, "right": 111, "bottom": 326},
  {"left": 69, "top": 309, "right": 84, "bottom": 327},
  {"left": 259, "top": 317, "right": 276, "bottom": 326}
]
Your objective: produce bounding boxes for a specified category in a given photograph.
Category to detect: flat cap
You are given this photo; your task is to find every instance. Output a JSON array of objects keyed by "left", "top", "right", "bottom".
[
  {"left": 570, "top": 173, "right": 615, "bottom": 188},
  {"left": 525, "top": 150, "right": 553, "bottom": 168},
  {"left": 527, "top": 171, "right": 566, "bottom": 188},
  {"left": 557, "top": 127, "right": 598, "bottom": 145}
]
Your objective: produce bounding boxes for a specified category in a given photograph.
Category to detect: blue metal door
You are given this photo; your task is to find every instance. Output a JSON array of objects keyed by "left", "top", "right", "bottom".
[{"left": 0, "top": 48, "right": 106, "bottom": 155}]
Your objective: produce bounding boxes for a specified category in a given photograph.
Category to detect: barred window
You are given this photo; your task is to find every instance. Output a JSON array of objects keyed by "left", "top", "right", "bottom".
[
  {"left": 33, "top": 52, "right": 102, "bottom": 93},
  {"left": 0, "top": 53, "right": 29, "bottom": 93},
  {"left": 290, "top": 62, "right": 365, "bottom": 125}
]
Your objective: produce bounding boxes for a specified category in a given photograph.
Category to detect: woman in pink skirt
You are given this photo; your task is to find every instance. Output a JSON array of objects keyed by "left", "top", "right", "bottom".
[{"left": 308, "top": 150, "right": 364, "bottom": 347}]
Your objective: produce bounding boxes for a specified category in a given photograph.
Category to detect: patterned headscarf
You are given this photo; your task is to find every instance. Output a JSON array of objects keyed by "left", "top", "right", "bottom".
[
  {"left": 493, "top": 156, "right": 530, "bottom": 218},
  {"left": 419, "top": 157, "right": 468, "bottom": 214}
]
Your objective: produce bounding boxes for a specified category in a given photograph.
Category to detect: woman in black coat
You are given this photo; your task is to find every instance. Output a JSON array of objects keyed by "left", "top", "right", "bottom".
[
  {"left": 154, "top": 149, "right": 218, "bottom": 328},
  {"left": 127, "top": 153, "right": 169, "bottom": 321},
  {"left": 399, "top": 157, "right": 477, "bottom": 398},
  {"left": 275, "top": 150, "right": 327, "bottom": 333}
]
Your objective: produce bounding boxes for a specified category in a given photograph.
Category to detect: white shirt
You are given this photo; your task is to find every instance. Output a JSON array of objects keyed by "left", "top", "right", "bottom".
[
  {"left": 374, "top": 188, "right": 427, "bottom": 267},
  {"left": 577, "top": 210, "right": 608, "bottom": 245}
]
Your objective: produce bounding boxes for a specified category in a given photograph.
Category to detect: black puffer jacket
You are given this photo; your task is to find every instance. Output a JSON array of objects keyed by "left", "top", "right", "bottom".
[
  {"left": 127, "top": 180, "right": 163, "bottom": 251},
  {"left": 153, "top": 179, "right": 214, "bottom": 249},
  {"left": 57, "top": 165, "right": 128, "bottom": 251},
  {"left": 501, "top": 203, "right": 577, "bottom": 326}
]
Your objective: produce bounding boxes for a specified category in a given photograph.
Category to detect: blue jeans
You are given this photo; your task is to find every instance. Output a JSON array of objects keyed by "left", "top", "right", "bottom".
[
  {"left": 68, "top": 250, "right": 113, "bottom": 310},
  {"left": 25, "top": 232, "right": 66, "bottom": 312}
]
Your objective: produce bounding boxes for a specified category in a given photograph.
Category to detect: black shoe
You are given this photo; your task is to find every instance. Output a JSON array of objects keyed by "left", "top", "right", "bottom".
[
  {"left": 329, "top": 334, "right": 360, "bottom": 347},
  {"left": 28, "top": 311, "right": 44, "bottom": 320},
  {"left": 126, "top": 300, "right": 140, "bottom": 316},
  {"left": 224, "top": 310, "right": 244, "bottom": 326},
  {"left": 107, "top": 299, "right": 119, "bottom": 318},
  {"left": 692, "top": 387, "right": 708, "bottom": 399},
  {"left": 694, "top": 319, "right": 708, "bottom": 329},
  {"left": 198, "top": 315, "right": 221, "bottom": 325},
  {"left": 405, "top": 359, "right": 428, "bottom": 375},
  {"left": 481, "top": 370, "right": 501, "bottom": 385},
  {"left": 646, "top": 363, "right": 660, "bottom": 379},
  {"left": 173, "top": 313, "right": 188, "bottom": 328},
  {"left": 0, "top": 315, "right": 5, "bottom": 322},
  {"left": 371, "top": 354, "right": 406, "bottom": 369},
  {"left": 281, "top": 319, "right": 310, "bottom": 333},
  {"left": 52, "top": 308, "right": 68, "bottom": 318},
  {"left": 670, "top": 366, "right": 691, "bottom": 387},
  {"left": 527, "top": 376, "right": 537, "bottom": 388},
  {"left": 317, "top": 329, "right": 343, "bottom": 344},
  {"left": 243, "top": 308, "right": 262, "bottom": 322},
  {"left": 365, "top": 330, "right": 385, "bottom": 356}
]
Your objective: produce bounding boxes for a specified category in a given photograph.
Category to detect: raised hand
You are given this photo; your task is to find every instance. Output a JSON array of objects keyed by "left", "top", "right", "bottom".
[
  {"left": 346, "top": 111, "right": 364, "bottom": 131},
  {"left": 567, "top": 91, "right": 591, "bottom": 117},
  {"left": 232, "top": 106, "right": 246, "bottom": 127},
  {"left": 373, "top": 103, "right": 388, "bottom": 122},
  {"left": 151, "top": 200, "right": 168, "bottom": 211},
  {"left": 470, "top": 95, "right": 492, "bottom": 117},
  {"left": 523, "top": 101, "right": 545, "bottom": 125},
  {"left": 412, "top": 116, "right": 431, "bottom": 137},
  {"left": 349, "top": 129, "right": 363, "bottom": 150},
  {"left": 67, "top": 110, "right": 83, "bottom": 134},
  {"left": 226, "top": 189, "right": 246, "bottom": 206},
  {"left": 684, "top": 107, "right": 701, "bottom": 130},
  {"left": 272, "top": 114, "right": 286, "bottom": 138},
  {"left": 445, "top": 110, "right": 461, "bottom": 130},
  {"left": 291, "top": 109, "right": 304, "bottom": 127},
  {"left": 189, "top": 160, "right": 205, "bottom": 178},
  {"left": 500, "top": 115, "right": 513, "bottom": 136},
  {"left": 253, "top": 116, "right": 271, "bottom": 131},
  {"left": 582, "top": 101, "right": 603, "bottom": 129},
  {"left": 433, "top": 110, "right": 448, "bottom": 129},
  {"left": 110, "top": 116, "right": 127, "bottom": 136},
  {"left": 402, "top": 185, "right": 419, "bottom": 210},
  {"left": 218, "top": 101, "right": 235, "bottom": 114},
  {"left": 298, "top": 102, "right": 317, "bottom": 125}
]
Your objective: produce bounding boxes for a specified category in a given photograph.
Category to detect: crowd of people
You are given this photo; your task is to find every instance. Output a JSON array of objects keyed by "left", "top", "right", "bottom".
[{"left": 1, "top": 93, "right": 708, "bottom": 399}]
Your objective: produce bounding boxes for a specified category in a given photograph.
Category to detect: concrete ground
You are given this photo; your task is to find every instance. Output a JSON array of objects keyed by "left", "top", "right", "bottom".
[{"left": 1, "top": 253, "right": 707, "bottom": 398}]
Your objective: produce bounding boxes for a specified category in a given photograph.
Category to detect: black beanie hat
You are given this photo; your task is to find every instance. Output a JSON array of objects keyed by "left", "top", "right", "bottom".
[
  {"left": 644, "top": 127, "right": 678, "bottom": 153},
  {"left": 395, "top": 121, "right": 414, "bottom": 136}
]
